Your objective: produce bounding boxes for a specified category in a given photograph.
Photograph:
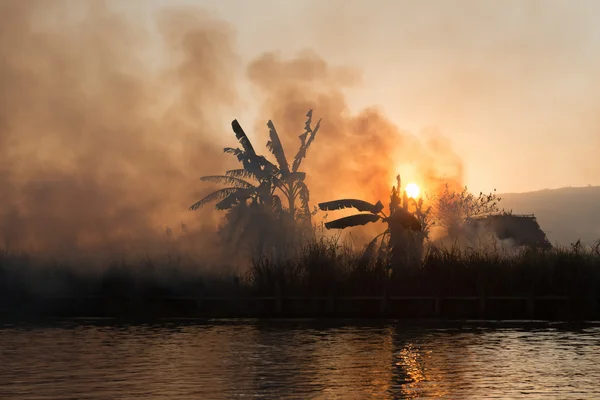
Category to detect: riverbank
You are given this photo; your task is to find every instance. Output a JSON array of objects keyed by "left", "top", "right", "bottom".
[
  {"left": 2, "top": 291, "right": 598, "bottom": 321},
  {"left": 2, "top": 240, "right": 599, "bottom": 321}
]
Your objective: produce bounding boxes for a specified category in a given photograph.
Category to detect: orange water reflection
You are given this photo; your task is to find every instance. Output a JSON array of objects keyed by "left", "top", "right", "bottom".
[{"left": 1, "top": 322, "right": 600, "bottom": 399}]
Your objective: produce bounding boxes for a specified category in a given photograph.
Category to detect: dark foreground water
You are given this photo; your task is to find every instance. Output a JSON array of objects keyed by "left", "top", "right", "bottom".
[{"left": 1, "top": 320, "right": 600, "bottom": 399}]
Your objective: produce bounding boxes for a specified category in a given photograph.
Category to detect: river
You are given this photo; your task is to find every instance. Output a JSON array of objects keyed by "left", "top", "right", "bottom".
[{"left": 1, "top": 319, "right": 599, "bottom": 399}]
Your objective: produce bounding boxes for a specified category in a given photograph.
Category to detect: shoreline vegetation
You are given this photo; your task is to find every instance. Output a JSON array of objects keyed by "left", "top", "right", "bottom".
[
  {"left": 2, "top": 238, "right": 599, "bottom": 321},
  {"left": 3, "top": 111, "right": 599, "bottom": 321}
]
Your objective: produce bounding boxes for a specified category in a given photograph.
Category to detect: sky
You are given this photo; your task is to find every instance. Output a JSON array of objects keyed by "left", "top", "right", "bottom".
[{"left": 118, "top": 0, "right": 600, "bottom": 194}]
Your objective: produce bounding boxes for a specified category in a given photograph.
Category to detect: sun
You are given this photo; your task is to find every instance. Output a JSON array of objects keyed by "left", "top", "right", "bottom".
[{"left": 405, "top": 182, "right": 420, "bottom": 199}]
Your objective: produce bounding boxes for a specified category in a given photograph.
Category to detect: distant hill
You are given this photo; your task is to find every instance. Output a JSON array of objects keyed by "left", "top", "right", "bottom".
[{"left": 498, "top": 186, "right": 600, "bottom": 247}]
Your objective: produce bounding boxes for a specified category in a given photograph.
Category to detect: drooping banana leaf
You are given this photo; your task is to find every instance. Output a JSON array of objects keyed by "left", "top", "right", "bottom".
[
  {"left": 296, "top": 180, "right": 311, "bottom": 217},
  {"left": 189, "top": 187, "right": 241, "bottom": 211},
  {"left": 324, "top": 213, "right": 381, "bottom": 229},
  {"left": 266, "top": 120, "right": 290, "bottom": 176},
  {"left": 215, "top": 187, "right": 255, "bottom": 210},
  {"left": 318, "top": 199, "right": 384, "bottom": 214},
  {"left": 199, "top": 175, "right": 254, "bottom": 189},
  {"left": 225, "top": 169, "right": 256, "bottom": 181}
]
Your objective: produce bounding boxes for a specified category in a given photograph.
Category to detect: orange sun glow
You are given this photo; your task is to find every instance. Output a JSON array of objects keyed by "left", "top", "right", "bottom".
[{"left": 405, "top": 183, "right": 420, "bottom": 198}]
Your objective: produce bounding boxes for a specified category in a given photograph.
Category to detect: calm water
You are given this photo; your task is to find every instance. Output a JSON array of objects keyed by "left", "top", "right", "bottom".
[{"left": 1, "top": 320, "right": 599, "bottom": 399}]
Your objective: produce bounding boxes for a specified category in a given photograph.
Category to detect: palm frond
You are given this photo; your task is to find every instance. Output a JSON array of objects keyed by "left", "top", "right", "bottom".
[
  {"left": 318, "top": 199, "right": 384, "bottom": 214},
  {"left": 215, "top": 187, "right": 255, "bottom": 210},
  {"left": 224, "top": 147, "right": 244, "bottom": 157},
  {"left": 225, "top": 169, "right": 256, "bottom": 181},
  {"left": 200, "top": 175, "right": 255, "bottom": 189},
  {"left": 266, "top": 120, "right": 290, "bottom": 175},
  {"left": 324, "top": 213, "right": 381, "bottom": 229},
  {"left": 189, "top": 187, "right": 241, "bottom": 211}
]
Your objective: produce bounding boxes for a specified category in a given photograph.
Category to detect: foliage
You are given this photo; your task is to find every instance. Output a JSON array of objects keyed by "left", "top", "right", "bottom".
[
  {"left": 318, "top": 175, "right": 424, "bottom": 270},
  {"left": 247, "top": 235, "right": 600, "bottom": 298},
  {"left": 265, "top": 110, "right": 321, "bottom": 223},
  {"left": 429, "top": 183, "right": 501, "bottom": 237},
  {"left": 190, "top": 110, "right": 320, "bottom": 257}
]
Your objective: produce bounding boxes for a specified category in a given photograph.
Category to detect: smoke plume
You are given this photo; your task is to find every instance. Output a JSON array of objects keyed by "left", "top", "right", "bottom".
[
  {"left": 0, "top": 0, "right": 239, "bottom": 259},
  {"left": 0, "top": 1, "right": 466, "bottom": 259},
  {"left": 247, "top": 51, "right": 464, "bottom": 211}
]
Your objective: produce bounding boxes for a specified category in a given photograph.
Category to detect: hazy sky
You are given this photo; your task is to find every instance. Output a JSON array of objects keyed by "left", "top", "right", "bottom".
[{"left": 113, "top": 0, "right": 600, "bottom": 194}]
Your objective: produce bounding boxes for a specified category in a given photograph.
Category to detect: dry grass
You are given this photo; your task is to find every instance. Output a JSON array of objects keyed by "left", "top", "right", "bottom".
[{"left": 1, "top": 239, "right": 598, "bottom": 306}]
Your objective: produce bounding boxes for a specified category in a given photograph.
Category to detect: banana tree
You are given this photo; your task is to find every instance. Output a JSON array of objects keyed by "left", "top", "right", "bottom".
[
  {"left": 318, "top": 175, "right": 423, "bottom": 269},
  {"left": 189, "top": 111, "right": 320, "bottom": 255},
  {"left": 265, "top": 110, "right": 321, "bottom": 224},
  {"left": 189, "top": 119, "right": 280, "bottom": 212},
  {"left": 191, "top": 110, "right": 320, "bottom": 222}
]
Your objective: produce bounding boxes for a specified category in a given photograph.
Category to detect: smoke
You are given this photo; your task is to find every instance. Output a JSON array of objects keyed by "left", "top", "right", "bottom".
[
  {"left": 0, "top": 0, "right": 239, "bottom": 260},
  {"left": 0, "top": 0, "right": 468, "bottom": 259},
  {"left": 246, "top": 50, "right": 464, "bottom": 240}
]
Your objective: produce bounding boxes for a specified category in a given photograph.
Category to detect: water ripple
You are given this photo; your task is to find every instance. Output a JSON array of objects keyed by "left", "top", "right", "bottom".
[{"left": 1, "top": 320, "right": 599, "bottom": 399}]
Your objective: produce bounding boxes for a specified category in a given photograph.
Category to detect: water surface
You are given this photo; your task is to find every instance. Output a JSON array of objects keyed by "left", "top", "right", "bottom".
[{"left": 1, "top": 319, "right": 599, "bottom": 399}]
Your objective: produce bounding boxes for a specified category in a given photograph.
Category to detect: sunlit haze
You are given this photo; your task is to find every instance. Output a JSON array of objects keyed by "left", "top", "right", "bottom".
[
  {"left": 405, "top": 183, "right": 420, "bottom": 199},
  {"left": 124, "top": 0, "right": 600, "bottom": 194}
]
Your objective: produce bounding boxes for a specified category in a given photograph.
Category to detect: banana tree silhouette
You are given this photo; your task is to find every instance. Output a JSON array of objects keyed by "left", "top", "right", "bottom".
[
  {"left": 189, "top": 119, "right": 278, "bottom": 212},
  {"left": 189, "top": 110, "right": 321, "bottom": 255},
  {"left": 266, "top": 110, "right": 321, "bottom": 224},
  {"left": 189, "top": 119, "right": 284, "bottom": 256},
  {"left": 318, "top": 175, "right": 424, "bottom": 269},
  {"left": 190, "top": 111, "right": 320, "bottom": 219}
]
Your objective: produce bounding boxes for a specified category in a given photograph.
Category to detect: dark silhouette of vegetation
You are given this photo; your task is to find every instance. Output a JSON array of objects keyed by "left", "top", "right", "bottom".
[
  {"left": 4, "top": 238, "right": 598, "bottom": 319},
  {"left": 466, "top": 212, "right": 553, "bottom": 250},
  {"left": 189, "top": 110, "right": 320, "bottom": 257},
  {"left": 318, "top": 175, "right": 429, "bottom": 270},
  {"left": 248, "top": 237, "right": 600, "bottom": 299},
  {"left": 429, "top": 183, "right": 501, "bottom": 238}
]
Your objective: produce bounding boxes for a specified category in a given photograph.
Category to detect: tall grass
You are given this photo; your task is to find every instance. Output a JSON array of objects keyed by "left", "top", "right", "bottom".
[
  {"left": 248, "top": 238, "right": 600, "bottom": 298},
  {"left": 1, "top": 239, "right": 599, "bottom": 303}
]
